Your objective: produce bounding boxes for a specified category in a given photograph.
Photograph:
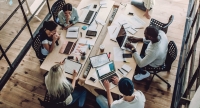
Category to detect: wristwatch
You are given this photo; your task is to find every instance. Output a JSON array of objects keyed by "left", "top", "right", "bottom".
[{"left": 131, "top": 48, "right": 136, "bottom": 53}]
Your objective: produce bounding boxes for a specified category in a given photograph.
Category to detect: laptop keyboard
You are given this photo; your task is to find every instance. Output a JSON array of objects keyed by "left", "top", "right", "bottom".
[
  {"left": 100, "top": 72, "right": 118, "bottom": 82},
  {"left": 84, "top": 11, "right": 94, "bottom": 23},
  {"left": 64, "top": 42, "right": 74, "bottom": 54}
]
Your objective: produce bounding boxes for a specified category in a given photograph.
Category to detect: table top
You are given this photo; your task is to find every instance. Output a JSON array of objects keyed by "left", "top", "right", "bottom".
[
  {"left": 40, "top": 0, "right": 115, "bottom": 79},
  {"left": 85, "top": 3, "right": 150, "bottom": 95}
]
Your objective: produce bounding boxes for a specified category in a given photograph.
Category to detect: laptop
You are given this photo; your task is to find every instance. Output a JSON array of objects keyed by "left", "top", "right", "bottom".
[
  {"left": 95, "top": 61, "right": 120, "bottom": 90},
  {"left": 59, "top": 40, "right": 77, "bottom": 54},
  {"left": 116, "top": 25, "right": 137, "bottom": 51},
  {"left": 79, "top": 5, "right": 101, "bottom": 25}
]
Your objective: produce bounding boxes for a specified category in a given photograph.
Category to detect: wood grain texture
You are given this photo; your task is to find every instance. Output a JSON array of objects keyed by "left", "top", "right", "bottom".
[{"left": 0, "top": 0, "right": 195, "bottom": 108}]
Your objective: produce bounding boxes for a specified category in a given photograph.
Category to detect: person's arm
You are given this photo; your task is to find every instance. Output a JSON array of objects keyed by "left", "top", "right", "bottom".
[
  {"left": 132, "top": 50, "right": 157, "bottom": 67},
  {"left": 71, "top": 70, "right": 78, "bottom": 88},
  {"left": 58, "top": 11, "right": 70, "bottom": 27},
  {"left": 72, "top": 8, "right": 79, "bottom": 24},
  {"left": 104, "top": 80, "right": 113, "bottom": 107},
  {"left": 42, "top": 39, "right": 56, "bottom": 53}
]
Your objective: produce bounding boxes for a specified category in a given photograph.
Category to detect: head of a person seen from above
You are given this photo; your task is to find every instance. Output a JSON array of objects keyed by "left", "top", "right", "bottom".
[
  {"left": 144, "top": 26, "right": 160, "bottom": 43},
  {"left": 43, "top": 21, "right": 58, "bottom": 37},
  {"left": 63, "top": 3, "right": 72, "bottom": 18}
]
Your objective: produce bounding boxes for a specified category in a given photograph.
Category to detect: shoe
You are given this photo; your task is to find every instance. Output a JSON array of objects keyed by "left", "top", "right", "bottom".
[{"left": 134, "top": 71, "right": 150, "bottom": 81}]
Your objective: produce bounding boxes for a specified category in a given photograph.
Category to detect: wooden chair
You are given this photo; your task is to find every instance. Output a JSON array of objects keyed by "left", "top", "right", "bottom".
[
  {"left": 149, "top": 15, "right": 174, "bottom": 33},
  {"left": 32, "top": 34, "right": 45, "bottom": 64},
  {"left": 144, "top": 41, "right": 177, "bottom": 90},
  {"left": 51, "top": 0, "right": 66, "bottom": 27}
]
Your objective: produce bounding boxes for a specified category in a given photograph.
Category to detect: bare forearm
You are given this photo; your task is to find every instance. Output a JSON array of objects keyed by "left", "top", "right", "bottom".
[
  {"left": 71, "top": 79, "right": 76, "bottom": 88},
  {"left": 107, "top": 89, "right": 113, "bottom": 107}
]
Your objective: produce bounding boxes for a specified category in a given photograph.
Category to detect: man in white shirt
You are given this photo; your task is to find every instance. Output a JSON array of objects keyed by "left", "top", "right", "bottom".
[
  {"left": 131, "top": 0, "right": 155, "bottom": 19},
  {"left": 96, "top": 77, "right": 146, "bottom": 108},
  {"left": 125, "top": 26, "right": 168, "bottom": 81}
]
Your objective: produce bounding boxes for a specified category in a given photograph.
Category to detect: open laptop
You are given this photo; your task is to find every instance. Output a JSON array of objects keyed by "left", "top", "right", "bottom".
[
  {"left": 95, "top": 61, "right": 120, "bottom": 90},
  {"left": 79, "top": 5, "right": 101, "bottom": 25},
  {"left": 116, "top": 25, "right": 137, "bottom": 51},
  {"left": 59, "top": 40, "right": 77, "bottom": 54}
]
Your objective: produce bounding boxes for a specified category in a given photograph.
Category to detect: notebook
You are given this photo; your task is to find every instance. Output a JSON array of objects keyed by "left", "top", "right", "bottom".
[
  {"left": 64, "top": 59, "right": 82, "bottom": 75},
  {"left": 66, "top": 27, "right": 79, "bottom": 38}
]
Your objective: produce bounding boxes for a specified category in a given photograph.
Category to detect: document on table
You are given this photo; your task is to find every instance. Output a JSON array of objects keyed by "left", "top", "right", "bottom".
[
  {"left": 129, "top": 15, "right": 146, "bottom": 28},
  {"left": 107, "top": 26, "right": 121, "bottom": 41},
  {"left": 72, "top": 44, "right": 88, "bottom": 54},
  {"left": 95, "top": 18, "right": 105, "bottom": 25},
  {"left": 88, "top": 20, "right": 98, "bottom": 31},
  {"left": 100, "top": 0, "right": 107, "bottom": 8},
  {"left": 64, "top": 59, "right": 82, "bottom": 75},
  {"left": 66, "top": 27, "right": 79, "bottom": 38},
  {"left": 113, "top": 47, "right": 124, "bottom": 61},
  {"left": 78, "top": 38, "right": 95, "bottom": 46}
]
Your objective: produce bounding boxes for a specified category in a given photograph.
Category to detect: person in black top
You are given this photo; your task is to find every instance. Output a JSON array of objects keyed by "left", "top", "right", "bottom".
[
  {"left": 45, "top": 64, "right": 87, "bottom": 107},
  {"left": 39, "top": 21, "right": 60, "bottom": 57}
]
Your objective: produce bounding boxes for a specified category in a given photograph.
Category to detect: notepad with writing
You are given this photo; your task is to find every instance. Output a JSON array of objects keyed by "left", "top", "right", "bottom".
[
  {"left": 121, "top": 64, "right": 132, "bottom": 73},
  {"left": 66, "top": 27, "right": 79, "bottom": 38},
  {"left": 64, "top": 59, "right": 82, "bottom": 74}
]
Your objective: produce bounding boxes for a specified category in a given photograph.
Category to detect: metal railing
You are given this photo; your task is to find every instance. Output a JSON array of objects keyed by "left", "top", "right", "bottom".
[
  {"left": 0, "top": 0, "right": 52, "bottom": 90},
  {"left": 171, "top": 0, "right": 200, "bottom": 107}
]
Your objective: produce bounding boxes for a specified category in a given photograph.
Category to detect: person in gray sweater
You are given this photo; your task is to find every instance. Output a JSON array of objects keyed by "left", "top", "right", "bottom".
[
  {"left": 58, "top": 3, "right": 79, "bottom": 29},
  {"left": 125, "top": 26, "right": 168, "bottom": 81}
]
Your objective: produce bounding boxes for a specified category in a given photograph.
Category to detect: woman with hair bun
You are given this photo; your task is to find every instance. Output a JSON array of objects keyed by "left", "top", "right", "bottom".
[
  {"left": 58, "top": 3, "right": 79, "bottom": 29},
  {"left": 45, "top": 64, "right": 87, "bottom": 107},
  {"left": 39, "top": 21, "right": 60, "bottom": 57}
]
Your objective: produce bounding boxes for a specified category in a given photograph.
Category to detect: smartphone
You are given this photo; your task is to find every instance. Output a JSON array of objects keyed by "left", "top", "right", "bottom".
[
  {"left": 128, "top": 12, "right": 134, "bottom": 15},
  {"left": 67, "top": 56, "right": 74, "bottom": 60},
  {"left": 93, "top": 4, "right": 97, "bottom": 8},
  {"left": 89, "top": 77, "right": 96, "bottom": 82},
  {"left": 123, "top": 54, "right": 132, "bottom": 58}
]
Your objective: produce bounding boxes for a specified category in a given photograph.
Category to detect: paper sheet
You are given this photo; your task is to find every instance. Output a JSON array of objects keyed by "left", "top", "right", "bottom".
[
  {"left": 95, "top": 19, "right": 106, "bottom": 25},
  {"left": 72, "top": 44, "right": 88, "bottom": 54},
  {"left": 78, "top": 38, "right": 95, "bottom": 46},
  {"left": 88, "top": 20, "right": 98, "bottom": 31},
  {"left": 113, "top": 47, "right": 124, "bottom": 61},
  {"left": 107, "top": 26, "right": 120, "bottom": 41},
  {"left": 100, "top": 0, "right": 107, "bottom": 8},
  {"left": 129, "top": 15, "right": 146, "bottom": 28}
]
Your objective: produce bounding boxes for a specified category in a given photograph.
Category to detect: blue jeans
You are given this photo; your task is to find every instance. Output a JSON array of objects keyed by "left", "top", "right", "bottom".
[
  {"left": 69, "top": 86, "right": 87, "bottom": 107},
  {"left": 96, "top": 95, "right": 109, "bottom": 108},
  {"left": 131, "top": 0, "right": 146, "bottom": 11}
]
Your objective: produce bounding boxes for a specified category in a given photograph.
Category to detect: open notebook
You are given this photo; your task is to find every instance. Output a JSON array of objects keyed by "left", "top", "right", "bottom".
[
  {"left": 64, "top": 59, "right": 82, "bottom": 75},
  {"left": 66, "top": 27, "right": 79, "bottom": 38}
]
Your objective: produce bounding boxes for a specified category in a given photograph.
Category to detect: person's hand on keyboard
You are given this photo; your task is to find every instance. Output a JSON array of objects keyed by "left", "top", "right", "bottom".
[
  {"left": 103, "top": 80, "right": 110, "bottom": 91},
  {"left": 111, "top": 76, "right": 119, "bottom": 85}
]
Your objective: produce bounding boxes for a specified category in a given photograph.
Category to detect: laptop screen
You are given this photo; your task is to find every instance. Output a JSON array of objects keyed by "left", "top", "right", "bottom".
[
  {"left": 96, "top": 61, "right": 115, "bottom": 77},
  {"left": 116, "top": 25, "right": 127, "bottom": 47}
]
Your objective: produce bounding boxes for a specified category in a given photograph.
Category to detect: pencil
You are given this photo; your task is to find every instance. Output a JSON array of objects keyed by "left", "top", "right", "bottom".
[
  {"left": 86, "top": 37, "right": 92, "bottom": 39},
  {"left": 118, "top": 69, "right": 124, "bottom": 75},
  {"left": 113, "top": 27, "right": 117, "bottom": 33}
]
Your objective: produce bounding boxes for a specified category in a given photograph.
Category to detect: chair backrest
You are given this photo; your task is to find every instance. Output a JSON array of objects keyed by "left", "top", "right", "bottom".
[
  {"left": 32, "top": 33, "right": 43, "bottom": 60},
  {"left": 51, "top": 0, "right": 66, "bottom": 26},
  {"left": 149, "top": 15, "right": 174, "bottom": 33},
  {"left": 165, "top": 41, "right": 177, "bottom": 71}
]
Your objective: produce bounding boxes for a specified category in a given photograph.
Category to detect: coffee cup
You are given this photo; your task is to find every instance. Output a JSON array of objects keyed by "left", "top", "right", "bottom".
[{"left": 100, "top": 45, "right": 105, "bottom": 53}]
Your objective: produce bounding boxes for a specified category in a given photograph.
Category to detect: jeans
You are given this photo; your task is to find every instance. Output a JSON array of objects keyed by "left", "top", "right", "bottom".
[
  {"left": 131, "top": 0, "right": 146, "bottom": 11},
  {"left": 96, "top": 95, "right": 109, "bottom": 108},
  {"left": 69, "top": 86, "right": 87, "bottom": 107},
  {"left": 135, "top": 43, "right": 154, "bottom": 75}
]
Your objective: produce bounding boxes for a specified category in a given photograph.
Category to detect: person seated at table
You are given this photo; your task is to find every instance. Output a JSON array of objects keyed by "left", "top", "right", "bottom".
[
  {"left": 96, "top": 77, "right": 146, "bottom": 108},
  {"left": 125, "top": 26, "right": 168, "bottom": 81},
  {"left": 39, "top": 21, "right": 60, "bottom": 58},
  {"left": 58, "top": 3, "right": 79, "bottom": 29},
  {"left": 45, "top": 64, "right": 87, "bottom": 107},
  {"left": 131, "top": 0, "right": 155, "bottom": 19}
]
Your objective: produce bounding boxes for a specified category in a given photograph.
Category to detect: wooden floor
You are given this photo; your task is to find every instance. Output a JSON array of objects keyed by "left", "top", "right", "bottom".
[{"left": 0, "top": 0, "right": 197, "bottom": 108}]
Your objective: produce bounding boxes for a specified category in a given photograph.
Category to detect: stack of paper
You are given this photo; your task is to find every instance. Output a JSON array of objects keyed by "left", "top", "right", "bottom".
[
  {"left": 66, "top": 27, "right": 79, "bottom": 38},
  {"left": 107, "top": 26, "right": 120, "bottom": 41}
]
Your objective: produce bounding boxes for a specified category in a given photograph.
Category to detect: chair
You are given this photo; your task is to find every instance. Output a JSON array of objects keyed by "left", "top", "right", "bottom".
[
  {"left": 144, "top": 41, "right": 177, "bottom": 90},
  {"left": 149, "top": 15, "right": 174, "bottom": 33},
  {"left": 32, "top": 34, "right": 45, "bottom": 64},
  {"left": 38, "top": 91, "right": 67, "bottom": 108},
  {"left": 51, "top": 0, "right": 66, "bottom": 27}
]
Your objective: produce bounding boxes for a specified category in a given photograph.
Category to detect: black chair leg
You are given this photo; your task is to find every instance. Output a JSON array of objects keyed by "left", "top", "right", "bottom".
[
  {"left": 154, "top": 74, "right": 171, "bottom": 88},
  {"left": 146, "top": 74, "right": 155, "bottom": 90}
]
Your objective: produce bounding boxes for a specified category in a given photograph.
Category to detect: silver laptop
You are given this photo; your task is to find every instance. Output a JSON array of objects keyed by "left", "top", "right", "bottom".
[
  {"left": 96, "top": 61, "right": 120, "bottom": 90},
  {"left": 79, "top": 5, "right": 101, "bottom": 25}
]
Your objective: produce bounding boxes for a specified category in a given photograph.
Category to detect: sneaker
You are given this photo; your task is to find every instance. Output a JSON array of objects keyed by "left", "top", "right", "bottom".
[{"left": 134, "top": 71, "right": 150, "bottom": 81}]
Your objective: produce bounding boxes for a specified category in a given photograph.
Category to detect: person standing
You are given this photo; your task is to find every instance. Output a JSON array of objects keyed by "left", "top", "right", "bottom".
[{"left": 131, "top": 0, "right": 155, "bottom": 19}]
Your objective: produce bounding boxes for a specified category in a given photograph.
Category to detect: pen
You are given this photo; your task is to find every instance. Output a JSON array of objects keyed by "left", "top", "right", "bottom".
[
  {"left": 80, "top": 32, "right": 82, "bottom": 37},
  {"left": 108, "top": 52, "right": 111, "bottom": 58},
  {"left": 122, "top": 68, "right": 128, "bottom": 73},
  {"left": 110, "top": 39, "right": 116, "bottom": 42},
  {"left": 135, "top": 27, "right": 144, "bottom": 29},
  {"left": 118, "top": 69, "right": 124, "bottom": 75},
  {"left": 80, "top": 5, "right": 89, "bottom": 9},
  {"left": 86, "top": 37, "right": 92, "bottom": 39},
  {"left": 113, "top": 27, "right": 117, "bottom": 33}
]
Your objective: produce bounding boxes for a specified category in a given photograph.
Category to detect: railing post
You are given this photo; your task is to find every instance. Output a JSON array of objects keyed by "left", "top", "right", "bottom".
[{"left": 0, "top": 45, "right": 13, "bottom": 69}]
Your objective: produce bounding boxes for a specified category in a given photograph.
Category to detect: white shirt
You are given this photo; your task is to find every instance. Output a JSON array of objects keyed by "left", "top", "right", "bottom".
[
  {"left": 111, "top": 90, "right": 146, "bottom": 108},
  {"left": 133, "top": 30, "right": 168, "bottom": 68},
  {"left": 41, "top": 39, "right": 52, "bottom": 56},
  {"left": 143, "top": 0, "right": 155, "bottom": 10}
]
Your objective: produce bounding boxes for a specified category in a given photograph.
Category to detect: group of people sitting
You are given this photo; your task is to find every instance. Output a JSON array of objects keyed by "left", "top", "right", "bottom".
[{"left": 41, "top": 0, "right": 169, "bottom": 108}]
